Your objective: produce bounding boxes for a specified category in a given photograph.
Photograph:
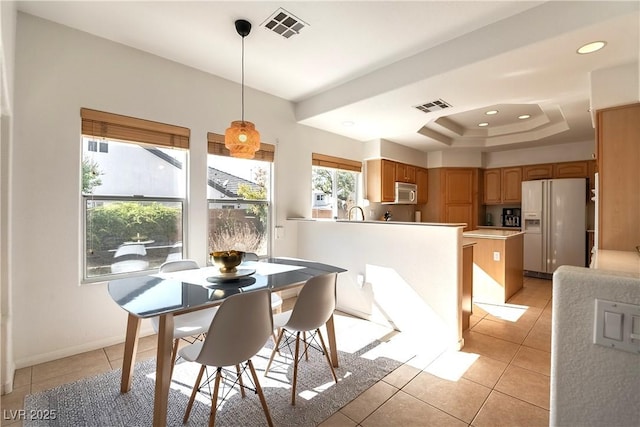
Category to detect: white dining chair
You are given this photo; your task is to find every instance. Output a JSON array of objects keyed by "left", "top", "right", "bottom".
[
  {"left": 151, "top": 259, "right": 218, "bottom": 379},
  {"left": 264, "top": 272, "right": 338, "bottom": 405},
  {"left": 243, "top": 252, "right": 284, "bottom": 317},
  {"left": 180, "top": 288, "right": 274, "bottom": 427}
]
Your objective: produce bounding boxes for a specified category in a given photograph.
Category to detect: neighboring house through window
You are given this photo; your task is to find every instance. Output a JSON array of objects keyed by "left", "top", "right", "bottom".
[
  {"left": 80, "top": 108, "right": 188, "bottom": 282},
  {"left": 207, "top": 132, "right": 274, "bottom": 259},
  {"left": 311, "top": 153, "right": 362, "bottom": 219}
]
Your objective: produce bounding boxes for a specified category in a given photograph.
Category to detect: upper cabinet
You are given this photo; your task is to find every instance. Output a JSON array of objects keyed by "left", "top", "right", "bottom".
[
  {"left": 483, "top": 169, "right": 502, "bottom": 204},
  {"left": 553, "top": 161, "right": 588, "bottom": 178},
  {"left": 395, "top": 163, "right": 416, "bottom": 183},
  {"left": 523, "top": 164, "right": 553, "bottom": 181},
  {"left": 483, "top": 167, "right": 521, "bottom": 204},
  {"left": 502, "top": 167, "right": 522, "bottom": 203},
  {"left": 366, "top": 159, "right": 426, "bottom": 203},
  {"left": 366, "top": 159, "right": 396, "bottom": 203}
]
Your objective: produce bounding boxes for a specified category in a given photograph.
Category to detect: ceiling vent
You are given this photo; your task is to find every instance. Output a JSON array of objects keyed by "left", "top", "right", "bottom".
[
  {"left": 262, "top": 8, "right": 308, "bottom": 39},
  {"left": 414, "top": 99, "right": 452, "bottom": 113}
]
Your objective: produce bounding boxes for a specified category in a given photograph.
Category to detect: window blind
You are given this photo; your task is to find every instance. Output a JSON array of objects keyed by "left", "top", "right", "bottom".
[
  {"left": 312, "top": 153, "right": 362, "bottom": 172},
  {"left": 207, "top": 132, "right": 275, "bottom": 162},
  {"left": 81, "top": 108, "right": 190, "bottom": 149}
]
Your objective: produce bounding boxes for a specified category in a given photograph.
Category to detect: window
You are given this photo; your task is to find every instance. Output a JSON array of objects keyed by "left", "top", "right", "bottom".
[
  {"left": 81, "top": 108, "right": 188, "bottom": 281},
  {"left": 311, "top": 153, "right": 362, "bottom": 219},
  {"left": 207, "top": 133, "right": 274, "bottom": 259}
]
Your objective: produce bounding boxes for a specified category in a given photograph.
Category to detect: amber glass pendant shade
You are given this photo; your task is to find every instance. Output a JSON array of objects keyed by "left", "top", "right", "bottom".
[{"left": 225, "top": 120, "right": 260, "bottom": 159}]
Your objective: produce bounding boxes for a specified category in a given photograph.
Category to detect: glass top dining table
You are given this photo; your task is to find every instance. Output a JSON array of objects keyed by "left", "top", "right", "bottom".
[{"left": 108, "top": 257, "right": 346, "bottom": 427}]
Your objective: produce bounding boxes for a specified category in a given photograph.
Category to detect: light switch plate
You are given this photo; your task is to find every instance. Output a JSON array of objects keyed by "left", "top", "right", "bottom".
[
  {"left": 594, "top": 298, "right": 640, "bottom": 354},
  {"left": 493, "top": 251, "right": 500, "bottom": 261}
]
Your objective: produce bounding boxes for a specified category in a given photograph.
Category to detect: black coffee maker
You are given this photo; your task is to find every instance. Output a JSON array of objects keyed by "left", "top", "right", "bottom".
[{"left": 501, "top": 208, "right": 521, "bottom": 227}]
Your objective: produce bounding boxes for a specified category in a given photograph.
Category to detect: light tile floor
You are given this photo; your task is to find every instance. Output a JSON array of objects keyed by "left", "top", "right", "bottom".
[{"left": 1, "top": 276, "right": 551, "bottom": 426}]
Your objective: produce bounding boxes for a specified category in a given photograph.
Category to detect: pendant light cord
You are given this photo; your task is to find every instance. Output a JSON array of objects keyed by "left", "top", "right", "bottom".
[{"left": 241, "top": 34, "right": 245, "bottom": 123}]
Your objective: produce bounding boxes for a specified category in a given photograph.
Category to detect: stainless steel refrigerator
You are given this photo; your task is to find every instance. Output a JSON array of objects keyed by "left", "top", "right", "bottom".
[{"left": 521, "top": 178, "right": 586, "bottom": 276}]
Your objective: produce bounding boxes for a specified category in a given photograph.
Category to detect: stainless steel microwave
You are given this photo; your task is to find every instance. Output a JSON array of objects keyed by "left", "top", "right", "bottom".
[{"left": 393, "top": 182, "right": 417, "bottom": 204}]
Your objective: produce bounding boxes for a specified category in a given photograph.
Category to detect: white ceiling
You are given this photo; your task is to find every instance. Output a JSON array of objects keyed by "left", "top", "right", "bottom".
[{"left": 17, "top": 1, "right": 640, "bottom": 153}]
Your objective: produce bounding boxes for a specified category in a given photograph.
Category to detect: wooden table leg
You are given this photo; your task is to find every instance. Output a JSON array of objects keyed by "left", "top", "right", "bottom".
[
  {"left": 121, "top": 314, "right": 141, "bottom": 393},
  {"left": 325, "top": 314, "right": 339, "bottom": 368},
  {"left": 153, "top": 314, "right": 174, "bottom": 427}
]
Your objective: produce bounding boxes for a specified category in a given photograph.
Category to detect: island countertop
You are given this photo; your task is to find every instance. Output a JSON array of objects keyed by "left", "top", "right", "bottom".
[{"left": 463, "top": 229, "right": 525, "bottom": 239}]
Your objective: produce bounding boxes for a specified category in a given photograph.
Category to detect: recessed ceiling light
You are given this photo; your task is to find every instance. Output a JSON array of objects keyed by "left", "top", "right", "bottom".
[
  {"left": 478, "top": 122, "right": 489, "bottom": 127},
  {"left": 342, "top": 121, "right": 355, "bottom": 127},
  {"left": 577, "top": 41, "right": 606, "bottom": 54},
  {"left": 518, "top": 114, "right": 531, "bottom": 120},
  {"left": 485, "top": 110, "right": 499, "bottom": 115}
]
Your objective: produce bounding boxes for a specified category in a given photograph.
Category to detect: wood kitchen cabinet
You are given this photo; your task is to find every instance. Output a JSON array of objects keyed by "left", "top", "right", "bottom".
[
  {"left": 553, "top": 161, "right": 588, "bottom": 178},
  {"left": 483, "top": 169, "right": 502, "bottom": 204},
  {"left": 501, "top": 167, "right": 522, "bottom": 203},
  {"left": 523, "top": 164, "right": 553, "bottom": 181},
  {"left": 462, "top": 242, "right": 474, "bottom": 331},
  {"left": 366, "top": 159, "right": 396, "bottom": 203},
  {"left": 483, "top": 167, "right": 521, "bottom": 204},
  {"left": 416, "top": 167, "right": 428, "bottom": 204},
  {"left": 464, "top": 231, "right": 524, "bottom": 304},
  {"left": 596, "top": 103, "right": 640, "bottom": 251},
  {"left": 395, "top": 163, "right": 416, "bottom": 183},
  {"left": 368, "top": 159, "right": 427, "bottom": 203},
  {"left": 421, "top": 167, "right": 478, "bottom": 231}
]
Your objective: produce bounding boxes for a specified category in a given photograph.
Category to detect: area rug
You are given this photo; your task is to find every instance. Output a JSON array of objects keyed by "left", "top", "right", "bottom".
[{"left": 24, "top": 338, "right": 403, "bottom": 426}]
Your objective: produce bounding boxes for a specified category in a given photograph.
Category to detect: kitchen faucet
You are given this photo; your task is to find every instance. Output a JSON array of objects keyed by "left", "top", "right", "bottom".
[{"left": 348, "top": 206, "right": 365, "bottom": 221}]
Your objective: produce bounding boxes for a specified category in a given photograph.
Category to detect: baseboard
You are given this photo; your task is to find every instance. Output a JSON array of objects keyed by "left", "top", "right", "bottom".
[
  {"left": 2, "top": 377, "right": 14, "bottom": 395},
  {"left": 14, "top": 327, "right": 156, "bottom": 370},
  {"left": 524, "top": 270, "right": 552, "bottom": 280}
]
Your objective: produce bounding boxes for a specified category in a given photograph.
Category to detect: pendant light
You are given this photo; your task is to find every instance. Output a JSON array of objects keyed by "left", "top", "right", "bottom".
[{"left": 225, "top": 19, "right": 260, "bottom": 159}]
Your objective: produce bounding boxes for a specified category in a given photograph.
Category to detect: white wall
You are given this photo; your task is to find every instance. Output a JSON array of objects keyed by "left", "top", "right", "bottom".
[
  {"left": 483, "top": 140, "right": 594, "bottom": 168},
  {"left": 590, "top": 62, "right": 640, "bottom": 117},
  {"left": 0, "top": 0, "right": 17, "bottom": 394},
  {"left": 295, "top": 220, "right": 464, "bottom": 355},
  {"left": 9, "top": 13, "right": 362, "bottom": 368},
  {"left": 551, "top": 266, "right": 640, "bottom": 426},
  {"left": 427, "top": 150, "right": 483, "bottom": 168}
]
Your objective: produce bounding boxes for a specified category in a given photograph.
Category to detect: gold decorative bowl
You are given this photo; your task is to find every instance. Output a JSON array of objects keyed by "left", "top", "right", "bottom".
[{"left": 210, "top": 250, "right": 245, "bottom": 273}]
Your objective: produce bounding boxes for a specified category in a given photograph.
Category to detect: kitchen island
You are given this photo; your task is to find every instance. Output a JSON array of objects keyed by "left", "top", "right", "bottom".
[{"left": 463, "top": 229, "right": 524, "bottom": 304}]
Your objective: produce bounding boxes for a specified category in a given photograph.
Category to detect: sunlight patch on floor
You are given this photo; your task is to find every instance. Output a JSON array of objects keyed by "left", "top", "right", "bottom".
[
  {"left": 474, "top": 302, "right": 530, "bottom": 322},
  {"left": 298, "top": 378, "right": 340, "bottom": 401},
  {"left": 424, "top": 350, "right": 480, "bottom": 381}
]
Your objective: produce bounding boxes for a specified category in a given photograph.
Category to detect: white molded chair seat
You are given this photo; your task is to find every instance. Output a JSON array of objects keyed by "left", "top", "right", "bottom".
[
  {"left": 180, "top": 288, "right": 274, "bottom": 427},
  {"left": 243, "top": 252, "right": 283, "bottom": 314},
  {"left": 264, "top": 272, "right": 338, "bottom": 405},
  {"left": 151, "top": 259, "right": 218, "bottom": 379}
]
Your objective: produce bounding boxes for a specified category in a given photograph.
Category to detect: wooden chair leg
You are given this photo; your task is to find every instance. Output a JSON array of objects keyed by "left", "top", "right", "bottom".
[
  {"left": 247, "top": 359, "right": 274, "bottom": 427},
  {"left": 303, "top": 331, "right": 309, "bottom": 361},
  {"left": 236, "top": 364, "right": 246, "bottom": 398},
  {"left": 183, "top": 365, "right": 206, "bottom": 424},
  {"left": 209, "top": 368, "right": 223, "bottom": 427},
  {"left": 291, "top": 331, "right": 301, "bottom": 405},
  {"left": 169, "top": 338, "right": 179, "bottom": 380},
  {"left": 264, "top": 329, "right": 285, "bottom": 376},
  {"left": 316, "top": 329, "right": 338, "bottom": 383}
]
